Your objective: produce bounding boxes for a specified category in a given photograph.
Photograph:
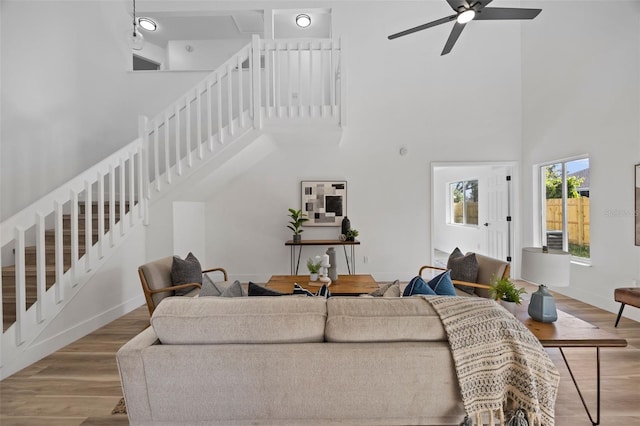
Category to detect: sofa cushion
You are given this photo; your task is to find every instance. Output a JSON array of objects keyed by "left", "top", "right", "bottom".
[
  {"left": 247, "top": 282, "right": 287, "bottom": 296},
  {"left": 427, "top": 270, "right": 456, "bottom": 296},
  {"left": 403, "top": 276, "right": 436, "bottom": 296},
  {"left": 325, "top": 298, "right": 447, "bottom": 342},
  {"left": 199, "top": 277, "right": 244, "bottom": 297},
  {"left": 171, "top": 253, "right": 202, "bottom": 296},
  {"left": 367, "top": 280, "right": 400, "bottom": 297},
  {"left": 152, "top": 297, "right": 327, "bottom": 344}
]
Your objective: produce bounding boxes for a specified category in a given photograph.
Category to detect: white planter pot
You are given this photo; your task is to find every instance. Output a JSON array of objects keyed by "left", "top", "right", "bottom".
[
  {"left": 499, "top": 300, "right": 517, "bottom": 315},
  {"left": 310, "top": 273, "right": 318, "bottom": 281}
]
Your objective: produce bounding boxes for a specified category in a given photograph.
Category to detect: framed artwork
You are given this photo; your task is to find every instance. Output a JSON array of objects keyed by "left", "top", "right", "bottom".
[
  {"left": 636, "top": 164, "right": 640, "bottom": 246},
  {"left": 301, "top": 181, "right": 347, "bottom": 227}
]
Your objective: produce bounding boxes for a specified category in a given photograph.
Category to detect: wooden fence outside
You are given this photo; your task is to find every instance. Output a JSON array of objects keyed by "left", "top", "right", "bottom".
[{"left": 546, "top": 198, "right": 590, "bottom": 245}]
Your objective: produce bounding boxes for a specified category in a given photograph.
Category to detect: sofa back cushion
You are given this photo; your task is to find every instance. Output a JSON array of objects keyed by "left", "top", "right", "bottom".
[
  {"left": 151, "top": 297, "right": 327, "bottom": 344},
  {"left": 325, "top": 297, "right": 447, "bottom": 342}
]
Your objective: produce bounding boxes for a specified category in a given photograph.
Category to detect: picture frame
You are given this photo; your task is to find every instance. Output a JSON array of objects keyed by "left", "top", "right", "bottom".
[
  {"left": 301, "top": 181, "right": 347, "bottom": 227},
  {"left": 636, "top": 164, "right": 640, "bottom": 246}
]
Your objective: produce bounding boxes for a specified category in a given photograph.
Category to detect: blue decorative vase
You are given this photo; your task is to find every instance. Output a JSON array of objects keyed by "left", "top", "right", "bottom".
[{"left": 528, "top": 285, "right": 558, "bottom": 323}]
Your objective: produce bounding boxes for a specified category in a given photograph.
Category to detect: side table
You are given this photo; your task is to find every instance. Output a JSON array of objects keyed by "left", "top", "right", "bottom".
[{"left": 285, "top": 239, "right": 360, "bottom": 275}]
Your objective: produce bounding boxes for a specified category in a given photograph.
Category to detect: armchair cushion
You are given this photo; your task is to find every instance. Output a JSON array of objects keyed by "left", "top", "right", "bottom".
[
  {"left": 171, "top": 253, "right": 202, "bottom": 296},
  {"left": 447, "top": 248, "right": 479, "bottom": 295}
]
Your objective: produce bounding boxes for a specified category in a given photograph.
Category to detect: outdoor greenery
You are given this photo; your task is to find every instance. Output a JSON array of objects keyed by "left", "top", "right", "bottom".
[
  {"left": 488, "top": 276, "right": 527, "bottom": 305},
  {"left": 545, "top": 165, "right": 584, "bottom": 199}
]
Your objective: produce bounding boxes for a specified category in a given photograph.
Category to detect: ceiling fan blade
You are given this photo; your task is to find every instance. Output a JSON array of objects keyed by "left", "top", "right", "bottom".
[
  {"left": 475, "top": 7, "right": 541, "bottom": 20},
  {"left": 441, "top": 22, "right": 466, "bottom": 55},
  {"left": 388, "top": 14, "right": 457, "bottom": 40}
]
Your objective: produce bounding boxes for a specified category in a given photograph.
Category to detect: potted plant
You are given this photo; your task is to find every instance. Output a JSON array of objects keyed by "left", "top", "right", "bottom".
[
  {"left": 345, "top": 228, "right": 359, "bottom": 241},
  {"left": 488, "top": 276, "right": 527, "bottom": 314},
  {"left": 307, "top": 257, "right": 321, "bottom": 281},
  {"left": 287, "top": 208, "right": 308, "bottom": 243}
]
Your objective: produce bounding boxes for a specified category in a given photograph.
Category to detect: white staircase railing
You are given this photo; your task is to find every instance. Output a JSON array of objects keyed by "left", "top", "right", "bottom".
[{"left": 0, "top": 35, "right": 342, "bottom": 378}]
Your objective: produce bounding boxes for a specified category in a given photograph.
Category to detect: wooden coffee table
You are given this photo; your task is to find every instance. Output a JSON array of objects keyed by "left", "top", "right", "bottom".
[
  {"left": 517, "top": 307, "right": 627, "bottom": 426},
  {"left": 266, "top": 274, "right": 379, "bottom": 296}
]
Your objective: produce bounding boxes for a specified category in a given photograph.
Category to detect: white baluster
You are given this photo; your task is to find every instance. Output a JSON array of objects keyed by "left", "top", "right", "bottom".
[
  {"left": 175, "top": 104, "right": 182, "bottom": 176},
  {"left": 84, "top": 180, "right": 93, "bottom": 272},
  {"left": 227, "top": 63, "right": 234, "bottom": 136},
  {"left": 119, "top": 158, "right": 126, "bottom": 237},
  {"left": 36, "top": 213, "right": 46, "bottom": 323},
  {"left": 164, "top": 112, "right": 171, "bottom": 184},
  {"left": 196, "top": 84, "right": 203, "bottom": 159},
  {"left": 238, "top": 54, "right": 244, "bottom": 128},
  {"left": 207, "top": 80, "right": 213, "bottom": 151},
  {"left": 97, "top": 171, "right": 105, "bottom": 259},
  {"left": 14, "top": 227, "right": 26, "bottom": 345},
  {"left": 70, "top": 190, "right": 79, "bottom": 287},
  {"left": 128, "top": 153, "right": 135, "bottom": 227},
  {"left": 217, "top": 73, "right": 223, "bottom": 143},
  {"left": 186, "top": 94, "right": 193, "bottom": 167},
  {"left": 54, "top": 201, "right": 64, "bottom": 304},
  {"left": 153, "top": 123, "right": 160, "bottom": 191},
  {"left": 109, "top": 165, "right": 116, "bottom": 248}
]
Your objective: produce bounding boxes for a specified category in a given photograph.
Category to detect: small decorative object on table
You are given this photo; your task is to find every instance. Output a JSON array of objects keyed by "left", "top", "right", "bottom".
[
  {"left": 488, "top": 275, "right": 526, "bottom": 315},
  {"left": 318, "top": 254, "right": 331, "bottom": 284},
  {"left": 326, "top": 247, "right": 338, "bottom": 282},
  {"left": 345, "top": 229, "right": 359, "bottom": 241},
  {"left": 287, "top": 208, "right": 308, "bottom": 243},
  {"left": 307, "top": 257, "right": 321, "bottom": 281},
  {"left": 341, "top": 216, "right": 351, "bottom": 235}
]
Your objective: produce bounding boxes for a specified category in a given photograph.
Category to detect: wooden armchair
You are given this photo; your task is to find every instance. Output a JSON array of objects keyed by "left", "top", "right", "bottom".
[
  {"left": 138, "top": 256, "right": 228, "bottom": 315},
  {"left": 419, "top": 252, "right": 510, "bottom": 298}
]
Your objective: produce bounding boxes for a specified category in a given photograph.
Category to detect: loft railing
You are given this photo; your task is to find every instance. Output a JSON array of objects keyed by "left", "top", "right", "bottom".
[{"left": 0, "top": 35, "right": 342, "bottom": 377}]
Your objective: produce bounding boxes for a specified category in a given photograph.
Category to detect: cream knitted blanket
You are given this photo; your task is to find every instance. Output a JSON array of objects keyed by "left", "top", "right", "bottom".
[{"left": 424, "top": 296, "right": 560, "bottom": 426}]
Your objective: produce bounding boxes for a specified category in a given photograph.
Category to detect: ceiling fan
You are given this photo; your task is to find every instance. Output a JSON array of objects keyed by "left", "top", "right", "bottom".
[{"left": 388, "top": 0, "right": 541, "bottom": 56}]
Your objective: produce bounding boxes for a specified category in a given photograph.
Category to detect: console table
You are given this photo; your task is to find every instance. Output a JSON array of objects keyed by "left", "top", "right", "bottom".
[{"left": 285, "top": 239, "right": 360, "bottom": 275}]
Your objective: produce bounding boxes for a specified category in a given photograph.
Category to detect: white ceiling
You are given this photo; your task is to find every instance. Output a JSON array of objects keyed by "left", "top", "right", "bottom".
[{"left": 136, "top": 9, "right": 332, "bottom": 48}]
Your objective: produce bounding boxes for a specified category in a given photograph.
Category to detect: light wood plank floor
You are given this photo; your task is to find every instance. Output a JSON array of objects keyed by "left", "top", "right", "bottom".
[{"left": 0, "top": 283, "right": 638, "bottom": 425}]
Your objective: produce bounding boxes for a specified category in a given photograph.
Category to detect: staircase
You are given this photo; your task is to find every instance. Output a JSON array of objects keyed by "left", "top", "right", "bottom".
[{"left": 0, "top": 35, "right": 344, "bottom": 378}]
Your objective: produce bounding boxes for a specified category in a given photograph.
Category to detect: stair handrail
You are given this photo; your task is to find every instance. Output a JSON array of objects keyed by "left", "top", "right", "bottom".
[{"left": 0, "top": 138, "right": 145, "bottom": 248}]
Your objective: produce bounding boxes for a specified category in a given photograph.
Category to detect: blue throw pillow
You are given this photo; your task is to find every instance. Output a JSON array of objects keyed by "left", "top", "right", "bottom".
[
  {"left": 427, "top": 270, "right": 456, "bottom": 296},
  {"left": 403, "top": 276, "right": 436, "bottom": 296}
]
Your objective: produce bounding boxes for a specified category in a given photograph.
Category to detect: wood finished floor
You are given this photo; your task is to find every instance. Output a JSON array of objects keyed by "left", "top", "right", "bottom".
[{"left": 0, "top": 282, "right": 639, "bottom": 425}]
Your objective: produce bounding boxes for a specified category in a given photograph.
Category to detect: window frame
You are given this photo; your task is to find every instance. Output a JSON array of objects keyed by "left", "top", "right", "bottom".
[
  {"left": 448, "top": 179, "right": 479, "bottom": 227},
  {"left": 537, "top": 155, "right": 590, "bottom": 262}
]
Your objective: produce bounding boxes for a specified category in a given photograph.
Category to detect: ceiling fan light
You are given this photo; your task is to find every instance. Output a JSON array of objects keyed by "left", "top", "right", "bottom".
[
  {"left": 138, "top": 17, "right": 157, "bottom": 31},
  {"left": 457, "top": 9, "right": 475, "bottom": 24},
  {"left": 296, "top": 14, "right": 311, "bottom": 28}
]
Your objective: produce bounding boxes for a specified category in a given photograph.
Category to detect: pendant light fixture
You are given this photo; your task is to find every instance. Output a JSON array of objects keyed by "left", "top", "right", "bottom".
[{"left": 130, "top": 0, "right": 144, "bottom": 50}]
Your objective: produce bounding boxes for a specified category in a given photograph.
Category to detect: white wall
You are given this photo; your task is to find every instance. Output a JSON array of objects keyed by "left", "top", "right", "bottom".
[
  {"left": 521, "top": 1, "right": 640, "bottom": 322},
  {"left": 200, "top": 1, "right": 523, "bottom": 283},
  {"left": 0, "top": 1, "right": 209, "bottom": 220},
  {"left": 167, "top": 39, "right": 250, "bottom": 70}
]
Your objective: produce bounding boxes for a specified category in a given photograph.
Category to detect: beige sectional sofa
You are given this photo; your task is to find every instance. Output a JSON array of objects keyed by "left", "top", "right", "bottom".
[{"left": 117, "top": 296, "right": 467, "bottom": 425}]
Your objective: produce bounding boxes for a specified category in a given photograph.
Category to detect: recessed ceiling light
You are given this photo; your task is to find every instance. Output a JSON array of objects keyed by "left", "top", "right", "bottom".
[
  {"left": 295, "top": 14, "right": 311, "bottom": 28},
  {"left": 138, "top": 17, "right": 157, "bottom": 31}
]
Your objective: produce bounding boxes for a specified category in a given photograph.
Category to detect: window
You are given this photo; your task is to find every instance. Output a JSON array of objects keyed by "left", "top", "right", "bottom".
[
  {"left": 450, "top": 180, "right": 478, "bottom": 225},
  {"left": 541, "top": 158, "right": 590, "bottom": 259}
]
